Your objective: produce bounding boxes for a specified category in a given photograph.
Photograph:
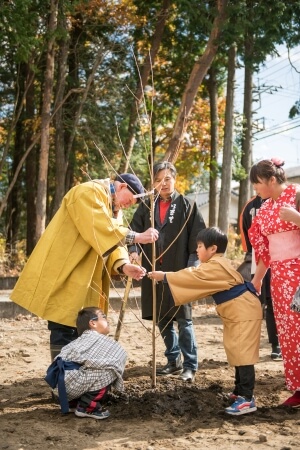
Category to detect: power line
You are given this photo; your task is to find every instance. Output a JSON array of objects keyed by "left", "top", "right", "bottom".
[{"left": 254, "top": 122, "right": 300, "bottom": 141}]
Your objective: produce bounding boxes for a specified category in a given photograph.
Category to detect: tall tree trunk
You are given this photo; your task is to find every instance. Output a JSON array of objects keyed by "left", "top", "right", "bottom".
[
  {"left": 164, "top": 0, "right": 228, "bottom": 163},
  {"left": 120, "top": 0, "right": 171, "bottom": 173},
  {"left": 238, "top": 40, "right": 253, "bottom": 230},
  {"left": 51, "top": 2, "right": 70, "bottom": 217},
  {"left": 25, "top": 64, "right": 38, "bottom": 255},
  {"left": 207, "top": 66, "right": 218, "bottom": 227},
  {"left": 35, "top": 0, "right": 58, "bottom": 240},
  {"left": 218, "top": 44, "right": 236, "bottom": 233},
  {"left": 5, "top": 63, "right": 26, "bottom": 263}
]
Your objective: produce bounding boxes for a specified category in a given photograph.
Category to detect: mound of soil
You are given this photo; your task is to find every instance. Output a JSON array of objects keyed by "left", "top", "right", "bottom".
[{"left": 0, "top": 304, "right": 299, "bottom": 450}]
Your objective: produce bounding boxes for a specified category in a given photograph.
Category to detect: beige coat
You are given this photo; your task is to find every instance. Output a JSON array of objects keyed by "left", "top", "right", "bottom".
[
  {"left": 166, "top": 255, "right": 262, "bottom": 366},
  {"left": 10, "top": 180, "right": 130, "bottom": 327}
]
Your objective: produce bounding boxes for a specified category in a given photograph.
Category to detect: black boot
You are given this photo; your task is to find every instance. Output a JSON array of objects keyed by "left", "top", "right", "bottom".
[{"left": 156, "top": 355, "right": 183, "bottom": 376}]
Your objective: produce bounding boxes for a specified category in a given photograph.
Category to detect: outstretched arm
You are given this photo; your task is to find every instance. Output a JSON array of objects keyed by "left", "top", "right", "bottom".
[
  {"left": 148, "top": 271, "right": 165, "bottom": 282},
  {"left": 251, "top": 258, "right": 268, "bottom": 295}
]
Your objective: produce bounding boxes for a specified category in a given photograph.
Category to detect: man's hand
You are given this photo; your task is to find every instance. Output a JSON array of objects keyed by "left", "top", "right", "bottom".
[
  {"left": 147, "top": 271, "right": 165, "bottom": 281},
  {"left": 122, "top": 264, "right": 147, "bottom": 280},
  {"left": 134, "top": 227, "right": 159, "bottom": 244}
]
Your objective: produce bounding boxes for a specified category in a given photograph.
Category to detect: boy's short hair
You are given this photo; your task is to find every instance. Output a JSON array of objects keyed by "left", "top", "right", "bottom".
[
  {"left": 76, "top": 306, "right": 101, "bottom": 336},
  {"left": 196, "top": 227, "right": 228, "bottom": 253}
]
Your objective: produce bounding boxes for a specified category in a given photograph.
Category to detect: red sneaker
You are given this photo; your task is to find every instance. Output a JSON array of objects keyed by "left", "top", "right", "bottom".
[{"left": 282, "top": 392, "right": 300, "bottom": 408}]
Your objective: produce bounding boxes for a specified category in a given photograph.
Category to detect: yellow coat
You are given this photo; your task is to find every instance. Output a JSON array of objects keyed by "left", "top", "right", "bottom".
[
  {"left": 166, "top": 255, "right": 262, "bottom": 366},
  {"left": 10, "top": 180, "right": 130, "bottom": 327}
]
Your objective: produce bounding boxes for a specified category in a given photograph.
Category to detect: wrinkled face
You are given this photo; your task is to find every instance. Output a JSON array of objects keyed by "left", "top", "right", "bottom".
[
  {"left": 114, "top": 184, "right": 138, "bottom": 208},
  {"left": 252, "top": 177, "right": 273, "bottom": 200},
  {"left": 153, "top": 169, "right": 176, "bottom": 199},
  {"left": 89, "top": 310, "right": 110, "bottom": 335}
]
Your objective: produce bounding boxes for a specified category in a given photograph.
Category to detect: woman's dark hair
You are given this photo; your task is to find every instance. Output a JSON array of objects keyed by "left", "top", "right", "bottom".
[
  {"left": 196, "top": 227, "right": 228, "bottom": 253},
  {"left": 153, "top": 161, "right": 177, "bottom": 178},
  {"left": 250, "top": 158, "right": 286, "bottom": 184},
  {"left": 76, "top": 306, "right": 101, "bottom": 336}
]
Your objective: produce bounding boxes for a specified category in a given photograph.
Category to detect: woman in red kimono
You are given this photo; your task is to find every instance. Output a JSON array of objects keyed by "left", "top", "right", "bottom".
[{"left": 248, "top": 158, "right": 300, "bottom": 408}]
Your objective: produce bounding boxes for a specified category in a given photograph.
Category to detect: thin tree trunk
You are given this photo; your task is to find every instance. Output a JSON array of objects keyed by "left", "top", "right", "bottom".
[
  {"left": 218, "top": 44, "right": 236, "bottom": 233},
  {"left": 164, "top": 0, "right": 228, "bottom": 163},
  {"left": 36, "top": 0, "right": 58, "bottom": 240},
  {"left": 5, "top": 63, "right": 26, "bottom": 262},
  {"left": 208, "top": 66, "right": 218, "bottom": 227},
  {"left": 238, "top": 40, "right": 253, "bottom": 230},
  {"left": 120, "top": 0, "right": 171, "bottom": 173},
  {"left": 25, "top": 64, "right": 38, "bottom": 255},
  {"left": 51, "top": 3, "right": 70, "bottom": 217}
]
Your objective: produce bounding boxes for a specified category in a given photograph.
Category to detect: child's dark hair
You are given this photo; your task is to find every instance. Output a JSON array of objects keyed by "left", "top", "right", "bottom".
[
  {"left": 196, "top": 227, "right": 228, "bottom": 253},
  {"left": 76, "top": 306, "right": 101, "bottom": 336},
  {"left": 250, "top": 158, "right": 286, "bottom": 184}
]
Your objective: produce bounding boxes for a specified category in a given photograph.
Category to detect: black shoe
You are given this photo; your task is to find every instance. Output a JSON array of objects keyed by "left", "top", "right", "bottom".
[
  {"left": 180, "top": 368, "right": 196, "bottom": 382},
  {"left": 156, "top": 357, "right": 183, "bottom": 376},
  {"left": 271, "top": 345, "right": 283, "bottom": 361}
]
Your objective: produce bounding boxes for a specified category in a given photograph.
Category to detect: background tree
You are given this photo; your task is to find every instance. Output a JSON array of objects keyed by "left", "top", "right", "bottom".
[
  {"left": 218, "top": 44, "right": 236, "bottom": 233},
  {"left": 1, "top": 0, "right": 300, "bottom": 266},
  {"left": 120, "top": 0, "right": 172, "bottom": 173},
  {"left": 164, "top": 0, "right": 228, "bottom": 162}
]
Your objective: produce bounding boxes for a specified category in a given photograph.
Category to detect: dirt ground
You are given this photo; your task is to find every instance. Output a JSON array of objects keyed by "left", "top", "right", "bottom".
[{"left": 0, "top": 299, "right": 299, "bottom": 450}]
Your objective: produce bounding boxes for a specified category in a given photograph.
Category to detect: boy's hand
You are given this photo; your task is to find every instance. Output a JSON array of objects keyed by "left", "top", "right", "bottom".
[{"left": 148, "top": 271, "right": 164, "bottom": 281}]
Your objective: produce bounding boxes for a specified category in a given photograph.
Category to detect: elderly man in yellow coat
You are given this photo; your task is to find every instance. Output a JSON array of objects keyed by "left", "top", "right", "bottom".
[
  {"left": 149, "top": 227, "right": 262, "bottom": 416},
  {"left": 11, "top": 174, "right": 158, "bottom": 359}
]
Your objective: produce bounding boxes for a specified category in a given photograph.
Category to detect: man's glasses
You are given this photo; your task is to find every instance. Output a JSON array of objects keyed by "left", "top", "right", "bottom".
[{"left": 90, "top": 314, "right": 107, "bottom": 321}]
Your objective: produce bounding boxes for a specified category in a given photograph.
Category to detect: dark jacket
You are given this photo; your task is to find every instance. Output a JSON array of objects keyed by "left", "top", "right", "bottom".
[
  {"left": 129, "top": 191, "right": 206, "bottom": 320},
  {"left": 239, "top": 195, "right": 271, "bottom": 299}
]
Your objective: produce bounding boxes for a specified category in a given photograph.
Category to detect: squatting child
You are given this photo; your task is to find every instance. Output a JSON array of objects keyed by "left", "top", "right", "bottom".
[
  {"left": 148, "top": 227, "right": 262, "bottom": 416},
  {"left": 45, "top": 306, "right": 127, "bottom": 420}
]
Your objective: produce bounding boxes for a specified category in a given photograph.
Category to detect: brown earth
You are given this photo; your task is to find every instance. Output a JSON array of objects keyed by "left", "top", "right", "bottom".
[{"left": 0, "top": 300, "right": 299, "bottom": 450}]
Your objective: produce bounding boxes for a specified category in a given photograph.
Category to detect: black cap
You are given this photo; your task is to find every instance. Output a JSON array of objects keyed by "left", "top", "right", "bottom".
[{"left": 115, "top": 173, "right": 145, "bottom": 202}]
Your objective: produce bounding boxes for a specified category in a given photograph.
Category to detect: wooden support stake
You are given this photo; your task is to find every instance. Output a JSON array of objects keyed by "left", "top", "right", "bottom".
[
  {"left": 150, "top": 190, "right": 157, "bottom": 387},
  {"left": 114, "top": 277, "right": 132, "bottom": 341}
]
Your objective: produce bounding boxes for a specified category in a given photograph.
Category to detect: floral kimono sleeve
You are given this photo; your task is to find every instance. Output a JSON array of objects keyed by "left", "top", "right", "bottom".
[{"left": 248, "top": 217, "right": 270, "bottom": 268}]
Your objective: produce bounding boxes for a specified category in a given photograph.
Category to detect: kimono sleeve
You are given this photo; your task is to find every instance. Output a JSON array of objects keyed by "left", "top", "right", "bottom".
[
  {"left": 166, "top": 261, "right": 236, "bottom": 306},
  {"left": 248, "top": 216, "right": 270, "bottom": 268},
  {"left": 66, "top": 184, "right": 129, "bottom": 257}
]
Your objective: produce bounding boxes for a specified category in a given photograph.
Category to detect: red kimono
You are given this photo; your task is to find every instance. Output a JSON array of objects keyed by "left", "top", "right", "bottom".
[{"left": 249, "top": 184, "right": 300, "bottom": 391}]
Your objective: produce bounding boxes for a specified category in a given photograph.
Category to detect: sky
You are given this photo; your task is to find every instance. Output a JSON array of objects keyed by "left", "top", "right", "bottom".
[{"left": 235, "top": 44, "right": 300, "bottom": 169}]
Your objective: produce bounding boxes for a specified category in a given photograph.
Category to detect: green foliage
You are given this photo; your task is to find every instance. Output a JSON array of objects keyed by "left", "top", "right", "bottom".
[
  {"left": 289, "top": 101, "right": 300, "bottom": 119},
  {"left": 2, "top": 0, "right": 300, "bottom": 257}
]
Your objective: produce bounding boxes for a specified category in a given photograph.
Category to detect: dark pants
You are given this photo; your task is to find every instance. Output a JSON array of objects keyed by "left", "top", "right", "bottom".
[
  {"left": 233, "top": 365, "right": 255, "bottom": 400},
  {"left": 48, "top": 321, "right": 78, "bottom": 360},
  {"left": 260, "top": 270, "right": 278, "bottom": 346},
  {"left": 77, "top": 385, "right": 111, "bottom": 412},
  {"left": 264, "top": 296, "right": 278, "bottom": 346}
]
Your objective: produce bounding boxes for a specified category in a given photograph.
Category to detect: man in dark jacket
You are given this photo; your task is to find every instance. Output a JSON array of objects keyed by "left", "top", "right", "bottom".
[{"left": 129, "top": 162, "right": 206, "bottom": 382}]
